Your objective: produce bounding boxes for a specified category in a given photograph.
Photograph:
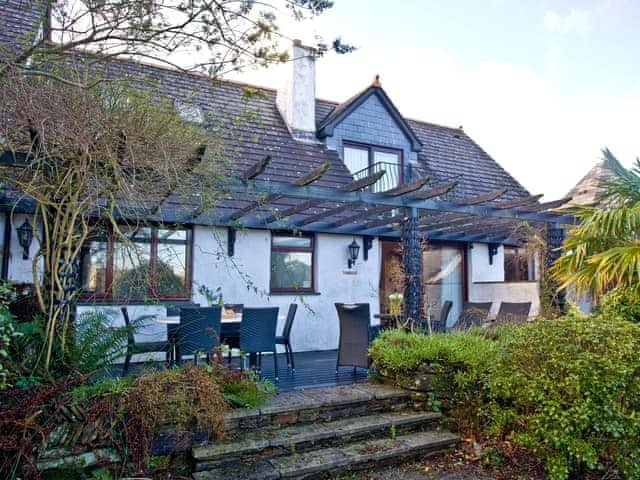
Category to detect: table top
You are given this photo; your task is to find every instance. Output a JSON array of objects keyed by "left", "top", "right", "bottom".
[{"left": 154, "top": 312, "right": 284, "bottom": 324}]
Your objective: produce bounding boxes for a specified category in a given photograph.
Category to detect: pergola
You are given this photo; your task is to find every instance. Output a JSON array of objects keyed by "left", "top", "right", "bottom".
[
  {"left": 0, "top": 152, "right": 574, "bottom": 320},
  {"left": 152, "top": 157, "right": 574, "bottom": 320}
]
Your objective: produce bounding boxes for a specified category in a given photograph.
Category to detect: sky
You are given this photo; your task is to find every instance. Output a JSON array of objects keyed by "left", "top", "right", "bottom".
[{"left": 228, "top": 0, "right": 640, "bottom": 200}]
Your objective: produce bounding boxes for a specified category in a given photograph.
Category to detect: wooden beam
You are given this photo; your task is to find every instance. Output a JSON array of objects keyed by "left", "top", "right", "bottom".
[
  {"left": 516, "top": 197, "right": 571, "bottom": 212},
  {"left": 221, "top": 162, "right": 330, "bottom": 222},
  {"left": 382, "top": 176, "right": 431, "bottom": 196},
  {"left": 332, "top": 205, "right": 394, "bottom": 228},
  {"left": 361, "top": 213, "right": 405, "bottom": 230},
  {"left": 263, "top": 170, "right": 386, "bottom": 225},
  {"left": 242, "top": 155, "right": 271, "bottom": 181},
  {"left": 408, "top": 180, "right": 458, "bottom": 200},
  {"left": 493, "top": 194, "right": 543, "bottom": 209},
  {"left": 299, "top": 203, "right": 357, "bottom": 226},
  {"left": 455, "top": 188, "right": 508, "bottom": 206}
]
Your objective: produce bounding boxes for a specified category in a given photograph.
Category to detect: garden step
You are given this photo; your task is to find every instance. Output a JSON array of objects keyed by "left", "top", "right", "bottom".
[
  {"left": 224, "top": 382, "right": 410, "bottom": 436},
  {"left": 192, "top": 430, "right": 460, "bottom": 480},
  {"left": 194, "top": 410, "right": 442, "bottom": 468}
]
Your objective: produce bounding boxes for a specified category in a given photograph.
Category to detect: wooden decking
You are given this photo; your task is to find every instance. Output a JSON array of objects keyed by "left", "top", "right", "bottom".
[{"left": 113, "top": 350, "right": 369, "bottom": 392}]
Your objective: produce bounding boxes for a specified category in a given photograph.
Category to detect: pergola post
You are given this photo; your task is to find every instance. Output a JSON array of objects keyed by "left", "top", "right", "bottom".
[
  {"left": 402, "top": 206, "right": 422, "bottom": 325},
  {"left": 545, "top": 225, "right": 566, "bottom": 311}
]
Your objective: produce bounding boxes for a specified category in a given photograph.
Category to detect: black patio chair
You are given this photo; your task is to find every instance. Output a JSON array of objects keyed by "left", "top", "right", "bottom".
[
  {"left": 222, "top": 304, "right": 244, "bottom": 364},
  {"left": 275, "top": 303, "right": 297, "bottom": 370},
  {"left": 451, "top": 302, "right": 492, "bottom": 331},
  {"left": 495, "top": 302, "right": 531, "bottom": 325},
  {"left": 177, "top": 306, "right": 222, "bottom": 365},
  {"left": 431, "top": 300, "right": 453, "bottom": 333},
  {"left": 240, "top": 307, "right": 279, "bottom": 380},
  {"left": 121, "top": 307, "right": 173, "bottom": 376},
  {"left": 335, "top": 303, "right": 371, "bottom": 372}
]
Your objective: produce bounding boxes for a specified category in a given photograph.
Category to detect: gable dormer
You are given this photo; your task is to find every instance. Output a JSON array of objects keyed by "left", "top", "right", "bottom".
[{"left": 317, "top": 76, "right": 422, "bottom": 191}]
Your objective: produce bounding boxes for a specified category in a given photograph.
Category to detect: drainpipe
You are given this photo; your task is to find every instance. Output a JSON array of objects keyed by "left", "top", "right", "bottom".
[
  {"left": 402, "top": 206, "right": 422, "bottom": 324},
  {"left": 1, "top": 212, "right": 10, "bottom": 280}
]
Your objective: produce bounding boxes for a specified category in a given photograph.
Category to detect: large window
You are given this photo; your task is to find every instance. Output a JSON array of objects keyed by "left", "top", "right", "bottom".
[
  {"left": 504, "top": 247, "right": 536, "bottom": 282},
  {"left": 80, "top": 225, "right": 191, "bottom": 300},
  {"left": 343, "top": 142, "right": 403, "bottom": 192},
  {"left": 270, "top": 233, "right": 314, "bottom": 293}
]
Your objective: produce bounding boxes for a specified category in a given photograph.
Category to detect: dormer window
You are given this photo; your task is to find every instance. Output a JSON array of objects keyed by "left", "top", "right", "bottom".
[{"left": 343, "top": 142, "right": 403, "bottom": 192}]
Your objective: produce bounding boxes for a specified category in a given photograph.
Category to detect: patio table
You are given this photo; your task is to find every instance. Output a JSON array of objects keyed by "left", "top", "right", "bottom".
[{"left": 154, "top": 311, "right": 284, "bottom": 366}]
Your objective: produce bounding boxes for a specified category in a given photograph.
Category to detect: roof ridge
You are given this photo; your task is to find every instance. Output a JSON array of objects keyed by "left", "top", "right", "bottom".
[{"left": 406, "top": 116, "right": 464, "bottom": 132}]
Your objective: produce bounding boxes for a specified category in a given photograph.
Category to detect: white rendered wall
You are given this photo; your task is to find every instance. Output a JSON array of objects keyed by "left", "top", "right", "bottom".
[
  {"left": 6, "top": 213, "right": 41, "bottom": 283},
  {"left": 468, "top": 243, "right": 504, "bottom": 283},
  {"left": 191, "top": 227, "right": 381, "bottom": 352},
  {"left": 468, "top": 281, "right": 540, "bottom": 319}
]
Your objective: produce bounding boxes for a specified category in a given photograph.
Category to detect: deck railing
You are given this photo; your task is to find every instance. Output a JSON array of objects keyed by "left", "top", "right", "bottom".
[{"left": 352, "top": 161, "right": 401, "bottom": 193}]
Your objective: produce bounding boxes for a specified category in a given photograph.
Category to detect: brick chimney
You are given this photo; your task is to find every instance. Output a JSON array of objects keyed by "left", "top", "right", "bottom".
[{"left": 276, "top": 40, "right": 318, "bottom": 143}]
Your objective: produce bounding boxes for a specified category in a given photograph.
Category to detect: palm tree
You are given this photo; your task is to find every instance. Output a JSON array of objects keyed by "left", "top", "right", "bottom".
[{"left": 551, "top": 148, "right": 640, "bottom": 301}]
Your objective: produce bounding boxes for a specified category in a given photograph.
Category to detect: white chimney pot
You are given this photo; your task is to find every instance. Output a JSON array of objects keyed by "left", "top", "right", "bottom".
[{"left": 277, "top": 40, "right": 317, "bottom": 143}]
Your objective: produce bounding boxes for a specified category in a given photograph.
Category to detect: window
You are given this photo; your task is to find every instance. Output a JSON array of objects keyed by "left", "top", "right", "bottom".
[
  {"left": 80, "top": 225, "right": 191, "bottom": 300},
  {"left": 343, "top": 142, "right": 403, "bottom": 192},
  {"left": 504, "top": 247, "right": 535, "bottom": 282},
  {"left": 270, "top": 233, "right": 314, "bottom": 292}
]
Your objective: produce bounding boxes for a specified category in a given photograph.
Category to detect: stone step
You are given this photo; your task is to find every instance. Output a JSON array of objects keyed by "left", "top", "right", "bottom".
[
  {"left": 192, "top": 430, "right": 460, "bottom": 480},
  {"left": 224, "top": 383, "right": 410, "bottom": 437},
  {"left": 194, "top": 410, "right": 442, "bottom": 469}
]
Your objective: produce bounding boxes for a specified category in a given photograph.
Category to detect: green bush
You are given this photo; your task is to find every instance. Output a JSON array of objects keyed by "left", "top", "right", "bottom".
[
  {"left": 593, "top": 286, "right": 640, "bottom": 322},
  {"left": 369, "top": 328, "right": 499, "bottom": 435},
  {"left": 488, "top": 315, "right": 640, "bottom": 480}
]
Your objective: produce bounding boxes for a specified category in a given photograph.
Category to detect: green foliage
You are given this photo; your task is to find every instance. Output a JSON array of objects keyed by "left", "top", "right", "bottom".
[
  {"left": 197, "top": 284, "right": 223, "bottom": 306},
  {"left": 0, "top": 282, "right": 20, "bottom": 389},
  {"left": 551, "top": 148, "right": 640, "bottom": 300},
  {"left": 369, "top": 328, "right": 499, "bottom": 436},
  {"left": 487, "top": 315, "right": 640, "bottom": 480},
  {"left": 222, "top": 370, "right": 276, "bottom": 408},
  {"left": 69, "top": 376, "right": 132, "bottom": 404},
  {"left": 369, "top": 328, "right": 498, "bottom": 381},
  {"left": 593, "top": 286, "right": 640, "bottom": 322}
]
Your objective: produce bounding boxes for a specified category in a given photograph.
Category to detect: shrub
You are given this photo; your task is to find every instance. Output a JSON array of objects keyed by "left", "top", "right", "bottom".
[
  {"left": 593, "top": 286, "right": 640, "bottom": 323},
  {"left": 221, "top": 370, "right": 276, "bottom": 408},
  {"left": 487, "top": 315, "right": 640, "bottom": 480},
  {"left": 125, "top": 365, "right": 227, "bottom": 470},
  {"left": 369, "top": 328, "right": 499, "bottom": 436}
]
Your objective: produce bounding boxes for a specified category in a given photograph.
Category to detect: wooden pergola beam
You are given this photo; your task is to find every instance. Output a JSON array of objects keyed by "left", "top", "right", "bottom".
[
  {"left": 299, "top": 202, "right": 356, "bottom": 226},
  {"left": 408, "top": 180, "right": 458, "bottom": 200},
  {"left": 221, "top": 162, "right": 330, "bottom": 222},
  {"left": 332, "top": 204, "right": 395, "bottom": 228},
  {"left": 516, "top": 197, "right": 571, "bottom": 212},
  {"left": 263, "top": 170, "right": 386, "bottom": 225},
  {"left": 242, "top": 155, "right": 271, "bottom": 181},
  {"left": 493, "top": 194, "right": 543, "bottom": 209},
  {"left": 382, "top": 176, "right": 431, "bottom": 196},
  {"left": 361, "top": 213, "right": 405, "bottom": 230},
  {"left": 455, "top": 188, "right": 508, "bottom": 206}
]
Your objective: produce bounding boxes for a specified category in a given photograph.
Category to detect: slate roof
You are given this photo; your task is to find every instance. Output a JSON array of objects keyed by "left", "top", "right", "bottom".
[
  {"left": 0, "top": 0, "right": 45, "bottom": 56},
  {"left": 0, "top": 44, "right": 535, "bottom": 234},
  {"left": 564, "top": 160, "right": 616, "bottom": 207}
]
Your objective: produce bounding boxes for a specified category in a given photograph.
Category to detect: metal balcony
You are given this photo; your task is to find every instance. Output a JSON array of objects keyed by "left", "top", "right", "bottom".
[{"left": 352, "top": 161, "right": 402, "bottom": 193}]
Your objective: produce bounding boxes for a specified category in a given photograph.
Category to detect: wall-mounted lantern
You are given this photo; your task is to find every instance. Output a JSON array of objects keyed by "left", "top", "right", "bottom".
[
  {"left": 16, "top": 219, "right": 33, "bottom": 260},
  {"left": 347, "top": 238, "right": 360, "bottom": 269},
  {"left": 488, "top": 243, "right": 500, "bottom": 265}
]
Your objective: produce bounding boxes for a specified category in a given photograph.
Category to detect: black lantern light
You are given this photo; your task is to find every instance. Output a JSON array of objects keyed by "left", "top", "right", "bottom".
[
  {"left": 16, "top": 219, "right": 33, "bottom": 260},
  {"left": 347, "top": 238, "right": 360, "bottom": 269}
]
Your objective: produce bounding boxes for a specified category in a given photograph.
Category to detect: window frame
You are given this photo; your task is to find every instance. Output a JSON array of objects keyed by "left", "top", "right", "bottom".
[
  {"left": 79, "top": 224, "right": 193, "bottom": 301},
  {"left": 343, "top": 141, "right": 404, "bottom": 182},
  {"left": 504, "top": 246, "right": 535, "bottom": 282},
  {"left": 269, "top": 232, "right": 315, "bottom": 293}
]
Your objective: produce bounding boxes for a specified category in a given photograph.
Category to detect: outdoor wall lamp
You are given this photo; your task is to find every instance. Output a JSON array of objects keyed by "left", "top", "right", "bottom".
[
  {"left": 347, "top": 238, "right": 360, "bottom": 269},
  {"left": 16, "top": 219, "right": 33, "bottom": 260}
]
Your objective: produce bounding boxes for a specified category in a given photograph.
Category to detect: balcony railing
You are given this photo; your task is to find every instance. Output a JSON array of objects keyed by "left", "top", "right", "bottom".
[
  {"left": 352, "top": 161, "right": 401, "bottom": 193},
  {"left": 352, "top": 161, "right": 433, "bottom": 193}
]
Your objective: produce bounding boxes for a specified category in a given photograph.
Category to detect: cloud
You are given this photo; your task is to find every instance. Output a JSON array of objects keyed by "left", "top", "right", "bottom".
[{"left": 544, "top": 8, "right": 591, "bottom": 34}]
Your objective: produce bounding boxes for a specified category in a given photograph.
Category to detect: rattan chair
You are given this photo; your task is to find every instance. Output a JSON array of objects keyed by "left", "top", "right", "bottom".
[
  {"left": 240, "top": 307, "right": 280, "bottom": 380},
  {"left": 496, "top": 302, "right": 531, "bottom": 325},
  {"left": 451, "top": 302, "right": 492, "bottom": 331},
  {"left": 431, "top": 300, "right": 453, "bottom": 333},
  {"left": 121, "top": 307, "right": 173, "bottom": 376},
  {"left": 335, "top": 303, "right": 371, "bottom": 372},
  {"left": 177, "top": 306, "right": 222, "bottom": 365},
  {"left": 275, "top": 303, "right": 297, "bottom": 370}
]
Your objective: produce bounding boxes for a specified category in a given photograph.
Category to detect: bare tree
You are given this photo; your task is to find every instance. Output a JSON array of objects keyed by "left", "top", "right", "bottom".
[
  {"left": 1, "top": 0, "right": 352, "bottom": 84},
  {"left": 0, "top": 64, "right": 226, "bottom": 374}
]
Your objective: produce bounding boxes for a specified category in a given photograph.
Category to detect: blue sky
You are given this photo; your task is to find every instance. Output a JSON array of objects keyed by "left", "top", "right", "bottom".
[{"left": 232, "top": 0, "right": 640, "bottom": 199}]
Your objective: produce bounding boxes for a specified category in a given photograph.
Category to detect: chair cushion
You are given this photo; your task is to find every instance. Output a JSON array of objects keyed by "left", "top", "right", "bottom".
[{"left": 131, "top": 341, "right": 171, "bottom": 354}]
